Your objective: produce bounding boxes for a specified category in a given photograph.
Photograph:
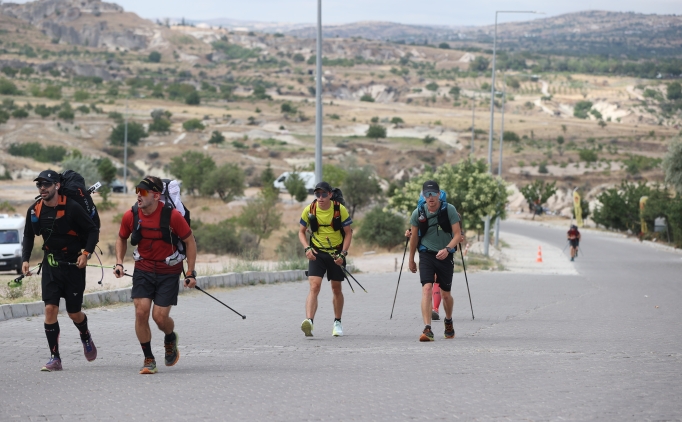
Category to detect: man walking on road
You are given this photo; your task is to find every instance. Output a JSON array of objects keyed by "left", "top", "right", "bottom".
[
  {"left": 298, "top": 182, "right": 353, "bottom": 337},
  {"left": 114, "top": 176, "right": 197, "bottom": 374},
  {"left": 567, "top": 225, "right": 581, "bottom": 262},
  {"left": 21, "top": 170, "right": 100, "bottom": 371},
  {"left": 408, "top": 180, "right": 462, "bottom": 342}
]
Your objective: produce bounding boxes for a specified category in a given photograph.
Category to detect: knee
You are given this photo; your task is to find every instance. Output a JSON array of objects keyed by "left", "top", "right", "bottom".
[
  {"left": 422, "top": 284, "right": 433, "bottom": 296},
  {"left": 309, "top": 282, "right": 322, "bottom": 295},
  {"left": 135, "top": 307, "right": 150, "bottom": 321},
  {"left": 44, "top": 304, "right": 59, "bottom": 319},
  {"left": 152, "top": 312, "right": 168, "bottom": 327},
  {"left": 331, "top": 284, "right": 343, "bottom": 296}
]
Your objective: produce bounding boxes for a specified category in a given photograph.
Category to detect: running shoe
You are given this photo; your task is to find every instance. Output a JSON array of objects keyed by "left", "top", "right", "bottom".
[
  {"left": 139, "top": 358, "right": 157, "bottom": 374},
  {"left": 332, "top": 320, "right": 343, "bottom": 337},
  {"left": 41, "top": 355, "right": 62, "bottom": 372},
  {"left": 444, "top": 319, "right": 455, "bottom": 339},
  {"left": 419, "top": 326, "right": 434, "bottom": 342},
  {"left": 301, "top": 319, "right": 314, "bottom": 337},
  {"left": 571, "top": 257, "right": 574, "bottom": 262},
  {"left": 431, "top": 310, "right": 440, "bottom": 321},
  {"left": 164, "top": 332, "right": 180, "bottom": 367},
  {"left": 81, "top": 335, "right": 97, "bottom": 362}
]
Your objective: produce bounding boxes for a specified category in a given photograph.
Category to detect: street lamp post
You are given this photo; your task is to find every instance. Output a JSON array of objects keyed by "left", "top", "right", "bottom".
[
  {"left": 471, "top": 94, "right": 475, "bottom": 156},
  {"left": 483, "top": 10, "right": 540, "bottom": 256},
  {"left": 314, "top": 0, "right": 323, "bottom": 184},
  {"left": 123, "top": 97, "right": 128, "bottom": 193},
  {"left": 494, "top": 76, "right": 506, "bottom": 248}
]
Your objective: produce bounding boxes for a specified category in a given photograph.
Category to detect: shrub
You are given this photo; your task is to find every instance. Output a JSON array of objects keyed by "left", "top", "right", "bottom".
[
  {"left": 356, "top": 207, "right": 406, "bottom": 250},
  {"left": 438, "top": 42, "right": 450, "bottom": 49},
  {"left": 8, "top": 142, "right": 67, "bottom": 162},
  {"left": 148, "top": 51, "right": 162, "bottom": 63},
  {"left": 366, "top": 124, "right": 386, "bottom": 139},
  {"left": 11, "top": 108, "right": 28, "bottom": 118},
  {"left": 0, "top": 78, "right": 18, "bottom": 95},
  {"left": 34, "top": 104, "right": 52, "bottom": 118},
  {"left": 169, "top": 151, "right": 216, "bottom": 195},
  {"left": 281, "top": 102, "right": 297, "bottom": 114},
  {"left": 42, "top": 85, "right": 62, "bottom": 100},
  {"left": 57, "top": 102, "right": 74, "bottom": 121},
  {"left": 579, "top": 149, "right": 598, "bottom": 163},
  {"left": 185, "top": 91, "right": 201, "bottom": 105},
  {"left": 110, "top": 122, "right": 148, "bottom": 146},
  {"left": 503, "top": 131, "right": 520, "bottom": 142},
  {"left": 208, "top": 131, "right": 225, "bottom": 144},
  {"left": 200, "top": 163, "right": 244, "bottom": 202},
  {"left": 74, "top": 91, "right": 89, "bottom": 101},
  {"left": 183, "top": 119, "right": 205, "bottom": 132},
  {"left": 574, "top": 101, "right": 593, "bottom": 119},
  {"left": 425, "top": 82, "right": 439, "bottom": 91},
  {"left": 360, "top": 93, "right": 374, "bottom": 102},
  {"left": 148, "top": 118, "right": 171, "bottom": 133},
  {"left": 193, "top": 219, "right": 242, "bottom": 254}
]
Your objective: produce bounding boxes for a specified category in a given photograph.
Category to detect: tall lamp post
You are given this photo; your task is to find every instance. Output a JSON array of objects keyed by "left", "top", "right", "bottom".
[
  {"left": 483, "top": 10, "right": 541, "bottom": 256},
  {"left": 314, "top": 0, "right": 323, "bottom": 184},
  {"left": 123, "top": 97, "right": 128, "bottom": 193}
]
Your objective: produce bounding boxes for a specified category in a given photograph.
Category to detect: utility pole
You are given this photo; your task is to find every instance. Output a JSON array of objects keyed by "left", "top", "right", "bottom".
[
  {"left": 314, "top": 0, "right": 323, "bottom": 184},
  {"left": 123, "top": 97, "right": 128, "bottom": 194},
  {"left": 471, "top": 94, "right": 475, "bottom": 156}
]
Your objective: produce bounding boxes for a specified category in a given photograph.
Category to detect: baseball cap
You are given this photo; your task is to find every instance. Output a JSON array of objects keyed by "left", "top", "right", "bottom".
[
  {"left": 34, "top": 170, "right": 60, "bottom": 183},
  {"left": 314, "top": 181, "right": 332, "bottom": 192},
  {"left": 135, "top": 177, "right": 163, "bottom": 193},
  {"left": 422, "top": 180, "right": 440, "bottom": 194}
]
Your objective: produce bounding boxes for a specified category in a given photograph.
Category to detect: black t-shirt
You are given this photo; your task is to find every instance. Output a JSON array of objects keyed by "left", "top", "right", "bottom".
[{"left": 22, "top": 198, "right": 99, "bottom": 262}]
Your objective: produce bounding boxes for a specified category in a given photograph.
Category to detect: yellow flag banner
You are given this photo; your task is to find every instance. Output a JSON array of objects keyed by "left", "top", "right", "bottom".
[
  {"left": 573, "top": 191, "right": 583, "bottom": 227},
  {"left": 640, "top": 196, "right": 648, "bottom": 234}
]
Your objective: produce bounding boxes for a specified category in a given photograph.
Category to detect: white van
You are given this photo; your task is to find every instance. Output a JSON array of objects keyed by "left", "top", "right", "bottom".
[
  {"left": 0, "top": 214, "right": 25, "bottom": 274},
  {"left": 273, "top": 172, "right": 316, "bottom": 194}
]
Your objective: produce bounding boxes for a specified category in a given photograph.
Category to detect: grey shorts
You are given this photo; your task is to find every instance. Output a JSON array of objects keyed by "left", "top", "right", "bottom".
[{"left": 131, "top": 269, "right": 180, "bottom": 307}]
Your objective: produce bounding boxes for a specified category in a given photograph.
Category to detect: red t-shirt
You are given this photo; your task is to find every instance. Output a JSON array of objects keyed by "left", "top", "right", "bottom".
[{"left": 119, "top": 204, "right": 192, "bottom": 274}]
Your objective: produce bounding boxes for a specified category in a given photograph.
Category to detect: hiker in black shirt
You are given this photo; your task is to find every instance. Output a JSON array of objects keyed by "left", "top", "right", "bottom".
[{"left": 21, "top": 170, "right": 99, "bottom": 372}]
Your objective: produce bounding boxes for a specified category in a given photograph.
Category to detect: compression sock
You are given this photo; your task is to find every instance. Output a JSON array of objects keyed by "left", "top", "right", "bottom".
[
  {"left": 164, "top": 332, "right": 176, "bottom": 344},
  {"left": 141, "top": 342, "right": 154, "bottom": 359},
  {"left": 73, "top": 314, "right": 90, "bottom": 341},
  {"left": 44, "top": 322, "right": 60, "bottom": 358},
  {"left": 432, "top": 283, "right": 441, "bottom": 311}
]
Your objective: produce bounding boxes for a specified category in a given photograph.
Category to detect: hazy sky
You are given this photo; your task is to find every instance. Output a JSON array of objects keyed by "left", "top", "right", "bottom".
[{"left": 10, "top": 0, "right": 682, "bottom": 26}]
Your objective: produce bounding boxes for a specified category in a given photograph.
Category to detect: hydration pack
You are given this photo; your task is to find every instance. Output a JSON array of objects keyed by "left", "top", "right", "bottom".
[
  {"left": 416, "top": 189, "right": 452, "bottom": 250},
  {"left": 307, "top": 187, "right": 346, "bottom": 249}
]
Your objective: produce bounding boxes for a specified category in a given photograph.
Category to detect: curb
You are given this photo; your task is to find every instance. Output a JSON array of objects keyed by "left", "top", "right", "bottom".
[{"left": 0, "top": 269, "right": 307, "bottom": 322}]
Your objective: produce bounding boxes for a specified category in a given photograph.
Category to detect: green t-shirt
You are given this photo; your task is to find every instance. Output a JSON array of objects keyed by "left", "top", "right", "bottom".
[{"left": 409, "top": 202, "right": 460, "bottom": 252}]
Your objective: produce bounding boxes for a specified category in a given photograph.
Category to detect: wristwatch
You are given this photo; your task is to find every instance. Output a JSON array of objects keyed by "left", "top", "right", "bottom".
[
  {"left": 187, "top": 270, "right": 197, "bottom": 279},
  {"left": 446, "top": 247, "right": 457, "bottom": 254},
  {"left": 340, "top": 250, "right": 348, "bottom": 257}
]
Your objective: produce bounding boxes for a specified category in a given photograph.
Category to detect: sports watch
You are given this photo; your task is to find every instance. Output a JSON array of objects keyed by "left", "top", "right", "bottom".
[
  {"left": 187, "top": 270, "right": 197, "bottom": 279},
  {"left": 340, "top": 250, "right": 348, "bottom": 257},
  {"left": 446, "top": 247, "right": 457, "bottom": 254}
]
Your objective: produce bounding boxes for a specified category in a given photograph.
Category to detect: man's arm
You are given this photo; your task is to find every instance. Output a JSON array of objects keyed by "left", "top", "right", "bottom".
[
  {"left": 69, "top": 201, "right": 99, "bottom": 254},
  {"left": 183, "top": 233, "right": 197, "bottom": 288},
  {"left": 21, "top": 207, "right": 35, "bottom": 275},
  {"left": 113, "top": 236, "right": 127, "bottom": 278},
  {"left": 341, "top": 225, "right": 352, "bottom": 253},
  {"left": 409, "top": 225, "right": 419, "bottom": 260},
  {"left": 448, "top": 222, "right": 463, "bottom": 249}
]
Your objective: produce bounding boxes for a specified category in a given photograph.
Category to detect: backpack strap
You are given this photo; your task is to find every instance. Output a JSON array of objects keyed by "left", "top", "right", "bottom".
[
  {"left": 131, "top": 203, "right": 180, "bottom": 247},
  {"left": 417, "top": 202, "right": 452, "bottom": 250}
]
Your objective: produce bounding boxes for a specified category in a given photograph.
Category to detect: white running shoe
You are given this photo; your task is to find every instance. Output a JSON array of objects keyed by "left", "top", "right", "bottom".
[
  {"left": 332, "top": 320, "right": 343, "bottom": 337},
  {"left": 301, "top": 319, "right": 314, "bottom": 337}
]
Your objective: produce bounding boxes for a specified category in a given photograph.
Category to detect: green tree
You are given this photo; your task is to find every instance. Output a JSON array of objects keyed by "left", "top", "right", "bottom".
[
  {"left": 200, "top": 163, "right": 245, "bottom": 202},
  {"left": 389, "top": 158, "right": 508, "bottom": 232},
  {"left": 97, "top": 157, "right": 117, "bottom": 205},
  {"left": 342, "top": 166, "right": 381, "bottom": 218},
  {"left": 662, "top": 137, "right": 682, "bottom": 194},
  {"left": 149, "top": 118, "right": 171, "bottom": 133},
  {"left": 208, "top": 131, "right": 225, "bottom": 144},
  {"left": 360, "top": 93, "right": 375, "bottom": 102},
  {"left": 592, "top": 181, "right": 652, "bottom": 234},
  {"left": 469, "top": 56, "right": 490, "bottom": 72},
  {"left": 0, "top": 109, "right": 9, "bottom": 124},
  {"left": 579, "top": 149, "right": 598, "bottom": 163},
  {"left": 74, "top": 91, "right": 89, "bottom": 101},
  {"left": 574, "top": 101, "right": 593, "bottom": 119},
  {"left": 284, "top": 171, "right": 308, "bottom": 203},
  {"left": 323, "top": 164, "right": 347, "bottom": 187},
  {"left": 0, "top": 78, "right": 18, "bottom": 95},
  {"left": 503, "top": 131, "right": 520, "bottom": 142},
  {"left": 61, "top": 157, "right": 99, "bottom": 186},
  {"left": 423, "top": 135, "right": 436, "bottom": 146},
  {"left": 425, "top": 82, "right": 439, "bottom": 92},
  {"left": 169, "top": 151, "right": 216, "bottom": 195},
  {"left": 183, "top": 118, "right": 205, "bottom": 131},
  {"left": 34, "top": 104, "right": 52, "bottom": 118},
  {"left": 519, "top": 180, "right": 557, "bottom": 219},
  {"left": 185, "top": 91, "right": 201, "bottom": 105},
  {"left": 57, "top": 102, "right": 74, "bottom": 121},
  {"left": 236, "top": 192, "right": 283, "bottom": 247},
  {"left": 110, "top": 122, "right": 148, "bottom": 146},
  {"left": 438, "top": 42, "right": 450, "bottom": 49},
  {"left": 193, "top": 219, "right": 241, "bottom": 254},
  {"left": 366, "top": 124, "right": 387, "bottom": 139},
  {"left": 449, "top": 86, "right": 461, "bottom": 99},
  {"left": 667, "top": 82, "right": 682, "bottom": 101},
  {"left": 260, "top": 162, "right": 279, "bottom": 199},
  {"left": 356, "top": 206, "right": 406, "bottom": 250},
  {"left": 148, "top": 51, "right": 162, "bottom": 63},
  {"left": 11, "top": 108, "right": 28, "bottom": 119}
]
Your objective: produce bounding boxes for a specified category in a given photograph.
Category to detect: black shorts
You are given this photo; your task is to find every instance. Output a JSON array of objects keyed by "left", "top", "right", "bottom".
[
  {"left": 569, "top": 239, "right": 579, "bottom": 248},
  {"left": 41, "top": 258, "right": 86, "bottom": 314},
  {"left": 307, "top": 250, "right": 345, "bottom": 282},
  {"left": 131, "top": 269, "right": 180, "bottom": 307},
  {"left": 418, "top": 251, "right": 454, "bottom": 292}
]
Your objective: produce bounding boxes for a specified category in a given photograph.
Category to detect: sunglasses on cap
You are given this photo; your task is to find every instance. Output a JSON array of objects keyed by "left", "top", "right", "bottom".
[
  {"left": 423, "top": 191, "right": 439, "bottom": 198},
  {"left": 36, "top": 181, "right": 54, "bottom": 189},
  {"left": 314, "top": 191, "right": 330, "bottom": 199}
]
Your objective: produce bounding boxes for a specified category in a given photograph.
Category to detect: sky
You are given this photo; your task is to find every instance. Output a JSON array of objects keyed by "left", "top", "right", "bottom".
[
  {"left": 8, "top": 0, "right": 681, "bottom": 26},
  {"left": 114, "top": 0, "right": 679, "bottom": 26}
]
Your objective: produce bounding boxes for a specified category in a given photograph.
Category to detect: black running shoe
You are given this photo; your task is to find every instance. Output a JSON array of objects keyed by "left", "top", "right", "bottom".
[
  {"left": 444, "top": 319, "right": 455, "bottom": 339},
  {"left": 419, "top": 326, "right": 434, "bottom": 342},
  {"left": 164, "top": 332, "right": 180, "bottom": 367},
  {"left": 431, "top": 310, "right": 440, "bottom": 321}
]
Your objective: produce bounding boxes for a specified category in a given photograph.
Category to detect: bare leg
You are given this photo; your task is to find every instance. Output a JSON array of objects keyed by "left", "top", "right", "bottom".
[
  {"left": 134, "top": 298, "right": 153, "bottom": 343},
  {"left": 305, "top": 276, "right": 323, "bottom": 320},
  {"left": 421, "top": 283, "right": 433, "bottom": 326},
  {"left": 331, "top": 281, "right": 344, "bottom": 319},
  {"left": 441, "top": 290, "right": 454, "bottom": 320},
  {"left": 44, "top": 304, "right": 59, "bottom": 324},
  {"left": 151, "top": 305, "right": 174, "bottom": 336}
]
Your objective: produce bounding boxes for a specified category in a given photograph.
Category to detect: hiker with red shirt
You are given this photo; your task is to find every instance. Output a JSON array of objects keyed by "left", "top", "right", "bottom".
[
  {"left": 567, "top": 225, "right": 581, "bottom": 262},
  {"left": 114, "top": 176, "right": 197, "bottom": 375}
]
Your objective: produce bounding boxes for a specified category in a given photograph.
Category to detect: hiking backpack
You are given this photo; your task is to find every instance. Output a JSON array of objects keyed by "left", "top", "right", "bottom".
[
  {"left": 307, "top": 187, "right": 346, "bottom": 248},
  {"left": 416, "top": 189, "right": 453, "bottom": 250},
  {"left": 130, "top": 179, "right": 191, "bottom": 264}
]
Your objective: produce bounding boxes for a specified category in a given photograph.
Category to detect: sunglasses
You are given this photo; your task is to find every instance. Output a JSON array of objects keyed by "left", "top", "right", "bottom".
[
  {"left": 135, "top": 188, "right": 150, "bottom": 196},
  {"left": 424, "top": 191, "right": 439, "bottom": 198},
  {"left": 36, "top": 181, "right": 54, "bottom": 189},
  {"left": 314, "top": 191, "right": 330, "bottom": 199}
]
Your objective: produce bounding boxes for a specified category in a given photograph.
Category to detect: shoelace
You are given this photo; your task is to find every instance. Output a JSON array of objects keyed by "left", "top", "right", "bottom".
[
  {"left": 143, "top": 358, "right": 155, "bottom": 366},
  {"left": 164, "top": 342, "right": 174, "bottom": 355}
]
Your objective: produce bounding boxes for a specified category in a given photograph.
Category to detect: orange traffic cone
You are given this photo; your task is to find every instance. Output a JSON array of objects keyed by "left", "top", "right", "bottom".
[{"left": 536, "top": 246, "right": 543, "bottom": 263}]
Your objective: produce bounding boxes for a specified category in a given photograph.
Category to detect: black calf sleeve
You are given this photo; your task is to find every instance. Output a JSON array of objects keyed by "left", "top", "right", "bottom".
[{"left": 44, "top": 322, "right": 60, "bottom": 358}]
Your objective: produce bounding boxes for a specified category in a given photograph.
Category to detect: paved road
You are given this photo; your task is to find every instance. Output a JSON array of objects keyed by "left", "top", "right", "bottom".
[{"left": 1, "top": 222, "right": 680, "bottom": 421}]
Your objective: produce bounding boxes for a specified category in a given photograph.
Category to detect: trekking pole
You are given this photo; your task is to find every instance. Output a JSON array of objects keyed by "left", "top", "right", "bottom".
[
  {"left": 460, "top": 243, "right": 474, "bottom": 320},
  {"left": 561, "top": 240, "right": 570, "bottom": 255},
  {"left": 8, "top": 264, "right": 42, "bottom": 288},
  {"left": 326, "top": 237, "right": 354, "bottom": 293},
  {"left": 341, "top": 266, "right": 367, "bottom": 293},
  {"left": 390, "top": 237, "right": 410, "bottom": 319},
  {"left": 192, "top": 285, "right": 246, "bottom": 319}
]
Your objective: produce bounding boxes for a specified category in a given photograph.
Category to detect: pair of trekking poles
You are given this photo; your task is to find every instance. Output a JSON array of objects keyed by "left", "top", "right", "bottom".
[{"left": 389, "top": 235, "right": 475, "bottom": 321}]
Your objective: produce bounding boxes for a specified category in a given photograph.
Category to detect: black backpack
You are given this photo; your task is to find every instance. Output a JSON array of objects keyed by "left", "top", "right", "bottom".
[
  {"left": 307, "top": 187, "right": 347, "bottom": 249},
  {"left": 59, "top": 170, "right": 101, "bottom": 246}
]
